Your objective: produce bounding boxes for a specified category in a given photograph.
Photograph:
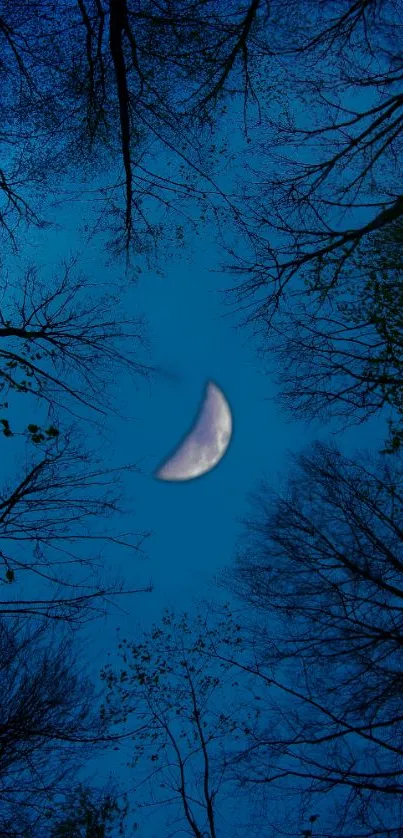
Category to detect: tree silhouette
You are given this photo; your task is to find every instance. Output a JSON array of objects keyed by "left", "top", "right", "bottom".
[
  {"left": 220, "top": 0, "right": 403, "bottom": 326},
  {"left": 217, "top": 441, "right": 403, "bottom": 836},
  {"left": 0, "top": 252, "right": 153, "bottom": 627},
  {"left": 0, "top": 427, "right": 151, "bottom": 626},
  {"left": 260, "top": 218, "right": 403, "bottom": 453},
  {"left": 0, "top": 613, "right": 133, "bottom": 836},
  {"left": 0, "top": 0, "right": 62, "bottom": 249},
  {"left": 0, "top": 0, "right": 268, "bottom": 255},
  {"left": 99, "top": 609, "right": 260, "bottom": 837},
  {"left": 0, "top": 255, "right": 150, "bottom": 420}
]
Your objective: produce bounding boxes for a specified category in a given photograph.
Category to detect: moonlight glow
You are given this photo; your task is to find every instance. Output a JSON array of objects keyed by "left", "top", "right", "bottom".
[{"left": 155, "top": 381, "right": 232, "bottom": 481}]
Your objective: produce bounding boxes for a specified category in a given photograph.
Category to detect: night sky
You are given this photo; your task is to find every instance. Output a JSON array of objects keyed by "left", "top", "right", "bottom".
[
  {"left": 1, "top": 6, "right": 398, "bottom": 833},
  {"left": 22, "top": 177, "right": 385, "bottom": 835},
  {"left": 1, "top": 131, "right": 390, "bottom": 835}
]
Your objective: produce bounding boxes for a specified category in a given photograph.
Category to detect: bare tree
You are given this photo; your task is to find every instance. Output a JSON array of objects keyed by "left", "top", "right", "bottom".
[
  {"left": 259, "top": 217, "right": 403, "bottom": 453},
  {"left": 0, "top": 255, "right": 150, "bottom": 420},
  {"left": 0, "top": 613, "right": 137, "bottom": 836},
  {"left": 216, "top": 441, "right": 403, "bottom": 836},
  {"left": 99, "top": 608, "right": 259, "bottom": 837},
  {"left": 58, "top": 0, "right": 270, "bottom": 255},
  {"left": 0, "top": 0, "right": 65, "bottom": 249},
  {"left": 0, "top": 427, "right": 151, "bottom": 626},
  {"left": 0, "top": 54, "right": 157, "bottom": 631},
  {"left": 0, "top": 0, "right": 269, "bottom": 255},
  {"left": 219, "top": 0, "right": 403, "bottom": 326}
]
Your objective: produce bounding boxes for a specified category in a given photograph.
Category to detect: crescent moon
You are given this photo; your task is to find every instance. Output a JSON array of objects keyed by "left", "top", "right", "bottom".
[{"left": 154, "top": 380, "right": 233, "bottom": 481}]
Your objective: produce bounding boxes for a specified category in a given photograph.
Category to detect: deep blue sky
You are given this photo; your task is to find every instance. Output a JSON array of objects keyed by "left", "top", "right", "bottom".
[
  {"left": 2, "top": 61, "right": 392, "bottom": 835},
  {"left": 16, "top": 184, "right": 385, "bottom": 835}
]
